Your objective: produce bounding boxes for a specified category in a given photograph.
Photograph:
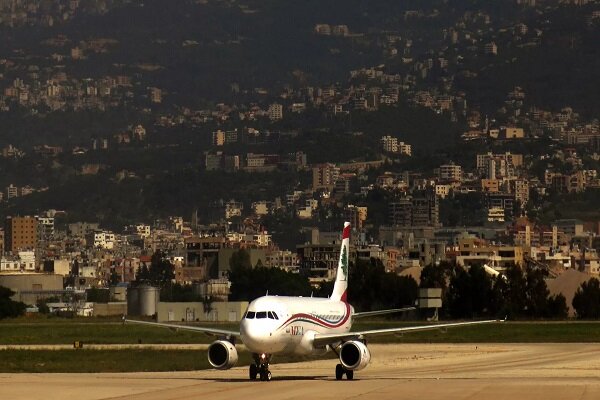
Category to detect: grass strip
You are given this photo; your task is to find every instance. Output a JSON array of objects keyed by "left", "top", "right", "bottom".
[{"left": 3, "top": 320, "right": 600, "bottom": 345}]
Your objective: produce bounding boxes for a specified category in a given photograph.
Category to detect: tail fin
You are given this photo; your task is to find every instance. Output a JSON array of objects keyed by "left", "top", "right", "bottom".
[{"left": 331, "top": 221, "right": 351, "bottom": 303}]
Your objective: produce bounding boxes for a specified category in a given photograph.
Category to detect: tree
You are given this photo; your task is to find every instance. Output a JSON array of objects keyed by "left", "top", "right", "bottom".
[
  {"left": 86, "top": 288, "right": 110, "bottom": 303},
  {"left": 489, "top": 274, "right": 509, "bottom": 316},
  {"left": 230, "top": 249, "right": 252, "bottom": 270},
  {"left": 546, "top": 294, "right": 568, "bottom": 319},
  {"left": 348, "top": 258, "right": 417, "bottom": 312},
  {"left": 502, "top": 263, "right": 528, "bottom": 318},
  {"left": 0, "top": 286, "right": 26, "bottom": 319},
  {"left": 525, "top": 266, "right": 549, "bottom": 317},
  {"left": 229, "top": 250, "right": 312, "bottom": 301},
  {"left": 109, "top": 270, "right": 120, "bottom": 285},
  {"left": 420, "top": 262, "right": 452, "bottom": 292},
  {"left": 573, "top": 278, "right": 600, "bottom": 319},
  {"left": 162, "top": 283, "right": 204, "bottom": 302},
  {"left": 136, "top": 251, "right": 175, "bottom": 286},
  {"left": 445, "top": 264, "right": 493, "bottom": 318}
]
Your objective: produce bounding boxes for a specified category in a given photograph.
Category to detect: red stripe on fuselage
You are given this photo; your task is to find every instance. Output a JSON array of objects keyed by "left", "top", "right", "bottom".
[{"left": 278, "top": 302, "right": 351, "bottom": 330}]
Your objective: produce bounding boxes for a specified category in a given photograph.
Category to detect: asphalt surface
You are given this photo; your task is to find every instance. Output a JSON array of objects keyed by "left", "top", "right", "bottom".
[{"left": 3, "top": 343, "right": 600, "bottom": 399}]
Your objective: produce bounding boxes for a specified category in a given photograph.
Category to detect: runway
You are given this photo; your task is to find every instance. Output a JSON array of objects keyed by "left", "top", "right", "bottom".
[{"left": 3, "top": 343, "right": 600, "bottom": 400}]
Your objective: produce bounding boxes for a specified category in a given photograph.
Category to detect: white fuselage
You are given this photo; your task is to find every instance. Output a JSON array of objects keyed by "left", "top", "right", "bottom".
[{"left": 239, "top": 295, "right": 354, "bottom": 356}]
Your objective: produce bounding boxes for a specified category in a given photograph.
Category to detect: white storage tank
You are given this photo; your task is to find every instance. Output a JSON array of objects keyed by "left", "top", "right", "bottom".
[{"left": 127, "top": 284, "right": 159, "bottom": 316}]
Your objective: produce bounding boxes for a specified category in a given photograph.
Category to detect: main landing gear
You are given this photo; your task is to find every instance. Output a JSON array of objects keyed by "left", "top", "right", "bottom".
[
  {"left": 250, "top": 353, "right": 272, "bottom": 381},
  {"left": 335, "top": 364, "right": 354, "bottom": 380}
]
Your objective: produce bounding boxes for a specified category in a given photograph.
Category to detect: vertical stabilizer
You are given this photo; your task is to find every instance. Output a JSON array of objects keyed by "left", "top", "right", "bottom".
[{"left": 331, "top": 222, "right": 351, "bottom": 302}]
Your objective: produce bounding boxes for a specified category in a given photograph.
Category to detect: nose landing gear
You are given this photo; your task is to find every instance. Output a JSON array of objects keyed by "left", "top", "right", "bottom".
[{"left": 250, "top": 353, "right": 272, "bottom": 381}]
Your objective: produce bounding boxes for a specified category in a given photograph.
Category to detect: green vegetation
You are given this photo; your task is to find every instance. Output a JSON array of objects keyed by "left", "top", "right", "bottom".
[
  {"left": 535, "top": 189, "right": 600, "bottom": 224},
  {"left": 137, "top": 251, "right": 175, "bottom": 286},
  {"left": 229, "top": 250, "right": 313, "bottom": 301},
  {"left": 228, "top": 253, "right": 418, "bottom": 310},
  {"left": 5, "top": 317, "right": 600, "bottom": 347},
  {"left": 346, "top": 258, "right": 417, "bottom": 312},
  {"left": 357, "top": 321, "right": 600, "bottom": 344},
  {"left": 0, "top": 320, "right": 226, "bottom": 345},
  {"left": 0, "top": 286, "right": 26, "bottom": 320},
  {"left": 572, "top": 278, "right": 600, "bottom": 319},
  {"left": 421, "top": 263, "right": 568, "bottom": 319}
]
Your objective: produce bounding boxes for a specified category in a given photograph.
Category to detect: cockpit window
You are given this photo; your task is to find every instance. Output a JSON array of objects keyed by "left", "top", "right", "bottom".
[
  {"left": 272, "top": 312, "right": 279, "bottom": 320},
  {"left": 256, "top": 311, "right": 267, "bottom": 319},
  {"left": 267, "top": 311, "right": 274, "bottom": 319},
  {"left": 245, "top": 311, "right": 255, "bottom": 319}
]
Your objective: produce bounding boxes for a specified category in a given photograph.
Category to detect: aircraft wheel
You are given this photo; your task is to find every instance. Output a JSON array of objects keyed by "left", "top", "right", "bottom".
[
  {"left": 335, "top": 364, "right": 344, "bottom": 380},
  {"left": 249, "top": 364, "right": 258, "bottom": 380},
  {"left": 346, "top": 369, "right": 354, "bottom": 380},
  {"left": 259, "top": 370, "right": 271, "bottom": 381}
]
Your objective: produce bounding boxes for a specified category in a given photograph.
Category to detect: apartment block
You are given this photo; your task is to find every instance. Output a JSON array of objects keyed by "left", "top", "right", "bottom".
[{"left": 4, "top": 216, "right": 37, "bottom": 253}]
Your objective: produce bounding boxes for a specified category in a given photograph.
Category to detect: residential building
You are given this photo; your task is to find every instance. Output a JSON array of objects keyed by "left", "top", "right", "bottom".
[
  {"left": 454, "top": 238, "right": 524, "bottom": 271},
  {"left": 86, "top": 231, "right": 116, "bottom": 249},
  {"left": 484, "top": 42, "right": 498, "bottom": 55},
  {"left": 268, "top": 103, "right": 283, "bottom": 121},
  {"left": 312, "top": 163, "right": 340, "bottom": 191},
  {"left": 380, "top": 136, "right": 411, "bottom": 155},
  {"left": 389, "top": 193, "right": 439, "bottom": 227},
  {"left": 5, "top": 216, "right": 37, "bottom": 253},
  {"left": 502, "top": 127, "right": 525, "bottom": 139},
  {"left": 438, "top": 163, "right": 462, "bottom": 182}
]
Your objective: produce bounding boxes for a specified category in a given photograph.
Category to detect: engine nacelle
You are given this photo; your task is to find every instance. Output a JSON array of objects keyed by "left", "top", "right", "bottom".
[
  {"left": 339, "top": 340, "right": 371, "bottom": 371},
  {"left": 208, "top": 340, "right": 238, "bottom": 370}
]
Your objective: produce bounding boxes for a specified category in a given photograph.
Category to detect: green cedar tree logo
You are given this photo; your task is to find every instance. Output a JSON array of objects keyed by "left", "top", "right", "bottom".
[{"left": 341, "top": 245, "right": 348, "bottom": 278}]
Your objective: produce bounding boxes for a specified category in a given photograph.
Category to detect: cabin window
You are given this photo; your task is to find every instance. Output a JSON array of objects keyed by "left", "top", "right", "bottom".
[
  {"left": 256, "top": 311, "right": 267, "bottom": 319},
  {"left": 245, "top": 311, "right": 255, "bottom": 319}
]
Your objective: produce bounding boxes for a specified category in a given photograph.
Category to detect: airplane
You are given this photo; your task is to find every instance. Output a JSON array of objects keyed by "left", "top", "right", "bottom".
[{"left": 126, "top": 222, "right": 501, "bottom": 381}]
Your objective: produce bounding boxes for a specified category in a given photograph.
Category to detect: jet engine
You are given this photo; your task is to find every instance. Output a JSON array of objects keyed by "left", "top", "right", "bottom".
[
  {"left": 339, "top": 340, "right": 371, "bottom": 371},
  {"left": 207, "top": 340, "right": 238, "bottom": 370}
]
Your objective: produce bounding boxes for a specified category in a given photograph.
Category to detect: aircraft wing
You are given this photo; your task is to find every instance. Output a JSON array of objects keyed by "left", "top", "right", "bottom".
[
  {"left": 313, "top": 319, "right": 501, "bottom": 347},
  {"left": 353, "top": 307, "right": 416, "bottom": 318},
  {"left": 124, "top": 318, "right": 241, "bottom": 338}
]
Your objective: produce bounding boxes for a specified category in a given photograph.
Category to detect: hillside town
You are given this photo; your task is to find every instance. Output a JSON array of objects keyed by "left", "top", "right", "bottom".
[{"left": 0, "top": 0, "right": 599, "bottom": 318}]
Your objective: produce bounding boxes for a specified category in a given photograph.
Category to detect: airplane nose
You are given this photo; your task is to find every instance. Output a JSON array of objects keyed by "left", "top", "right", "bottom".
[{"left": 241, "top": 320, "right": 266, "bottom": 351}]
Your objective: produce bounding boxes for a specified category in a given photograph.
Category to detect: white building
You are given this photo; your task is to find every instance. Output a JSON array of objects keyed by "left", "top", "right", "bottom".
[
  {"left": 268, "top": 103, "right": 283, "bottom": 121},
  {"left": 381, "top": 135, "right": 399, "bottom": 153},
  {"left": 0, "top": 251, "right": 36, "bottom": 272},
  {"left": 297, "top": 199, "right": 318, "bottom": 219},
  {"left": 435, "top": 184, "right": 451, "bottom": 198},
  {"left": 398, "top": 142, "right": 412, "bottom": 156},
  {"left": 6, "top": 184, "right": 18, "bottom": 200},
  {"left": 87, "top": 231, "right": 116, "bottom": 249},
  {"left": 381, "top": 136, "right": 411, "bottom": 156},
  {"left": 487, "top": 207, "right": 505, "bottom": 222},
  {"left": 225, "top": 201, "right": 243, "bottom": 220},
  {"left": 438, "top": 163, "right": 462, "bottom": 182},
  {"left": 128, "top": 224, "right": 150, "bottom": 238},
  {"left": 267, "top": 250, "right": 299, "bottom": 272},
  {"left": 252, "top": 201, "right": 270, "bottom": 216},
  {"left": 0, "top": 257, "right": 20, "bottom": 272},
  {"left": 37, "top": 216, "right": 55, "bottom": 237}
]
